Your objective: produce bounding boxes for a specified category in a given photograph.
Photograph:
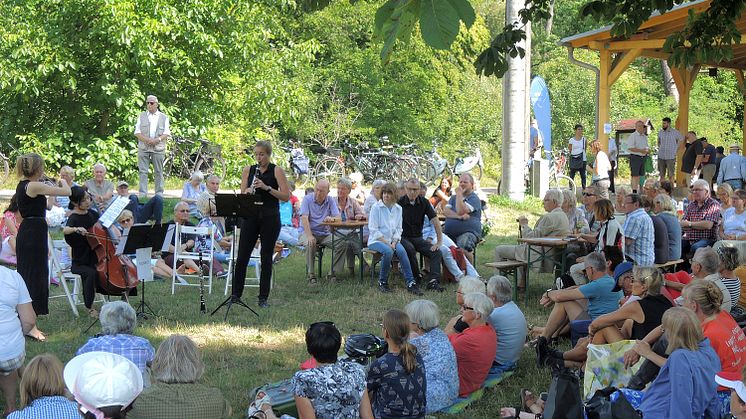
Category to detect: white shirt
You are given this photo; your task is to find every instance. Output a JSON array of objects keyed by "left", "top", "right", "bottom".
[
  {"left": 569, "top": 137, "right": 587, "bottom": 160},
  {"left": 592, "top": 151, "right": 612, "bottom": 181},
  {"left": 133, "top": 111, "right": 171, "bottom": 138},
  {"left": 626, "top": 131, "right": 649, "bottom": 156},
  {"left": 0, "top": 267, "right": 31, "bottom": 360},
  {"left": 608, "top": 139, "right": 618, "bottom": 163},
  {"left": 367, "top": 200, "right": 402, "bottom": 245}
]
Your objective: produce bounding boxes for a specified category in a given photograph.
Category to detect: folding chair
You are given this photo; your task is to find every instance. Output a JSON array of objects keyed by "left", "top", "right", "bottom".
[
  {"left": 223, "top": 226, "right": 275, "bottom": 295},
  {"left": 48, "top": 237, "right": 80, "bottom": 316},
  {"left": 171, "top": 224, "right": 215, "bottom": 294}
]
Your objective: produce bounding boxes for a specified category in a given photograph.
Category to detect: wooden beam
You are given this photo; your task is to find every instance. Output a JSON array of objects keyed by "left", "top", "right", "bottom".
[
  {"left": 735, "top": 69, "right": 746, "bottom": 152},
  {"left": 609, "top": 49, "right": 643, "bottom": 84},
  {"left": 641, "top": 50, "right": 671, "bottom": 60},
  {"left": 589, "top": 39, "right": 667, "bottom": 51},
  {"left": 598, "top": 48, "right": 611, "bottom": 152}
]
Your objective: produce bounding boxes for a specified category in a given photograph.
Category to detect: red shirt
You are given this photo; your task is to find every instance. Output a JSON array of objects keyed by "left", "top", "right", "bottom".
[
  {"left": 703, "top": 311, "right": 746, "bottom": 389},
  {"left": 448, "top": 323, "right": 497, "bottom": 397}
]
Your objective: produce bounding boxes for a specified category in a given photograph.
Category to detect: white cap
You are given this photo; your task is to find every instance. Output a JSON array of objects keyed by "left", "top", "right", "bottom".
[
  {"left": 64, "top": 352, "right": 143, "bottom": 415},
  {"left": 715, "top": 371, "right": 746, "bottom": 400}
]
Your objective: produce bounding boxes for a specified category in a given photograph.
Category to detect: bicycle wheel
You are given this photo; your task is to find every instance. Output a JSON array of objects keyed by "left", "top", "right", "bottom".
[
  {"left": 314, "top": 157, "right": 344, "bottom": 183},
  {"left": 414, "top": 158, "right": 437, "bottom": 184},
  {"left": 472, "top": 164, "right": 483, "bottom": 181},
  {"left": 549, "top": 174, "right": 576, "bottom": 194},
  {"left": 195, "top": 156, "right": 226, "bottom": 179},
  {"left": 0, "top": 155, "right": 8, "bottom": 185}
]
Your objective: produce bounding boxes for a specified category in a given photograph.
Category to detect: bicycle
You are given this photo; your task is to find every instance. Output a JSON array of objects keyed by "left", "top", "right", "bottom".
[
  {"left": 280, "top": 140, "right": 311, "bottom": 187},
  {"left": 164, "top": 136, "right": 226, "bottom": 179},
  {"left": 497, "top": 150, "right": 575, "bottom": 195}
]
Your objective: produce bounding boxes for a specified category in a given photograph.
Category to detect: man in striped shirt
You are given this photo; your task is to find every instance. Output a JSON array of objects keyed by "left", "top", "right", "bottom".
[{"left": 657, "top": 117, "right": 683, "bottom": 184}]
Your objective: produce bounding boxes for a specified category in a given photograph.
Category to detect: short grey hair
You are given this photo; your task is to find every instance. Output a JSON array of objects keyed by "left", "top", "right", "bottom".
[
  {"left": 174, "top": 201, "right": 189, "bottom": 212},
  {"left": 206, "top": 174, "right": 221, "bottom": 183},
  {"left": 152, "top": 335, "right": 204, "bottom": 384},
  {"left": 692, "top": 179, "right": 710, "bottom": 192},
  {"left": 693, "top": 247, "right": 719, "bottom": 274},
  {"left": 464, "top": 292, "right": 494, "bottom": 319},
  {"left": 100, "top": 301, "right": 137, "bottom": 335},
  {"left": 561, "top": 189, "right": 577, "bottom": 208},
  {"left": 93, "top": 162, "right": 106, "bottom": 172},
  {"left": 337, "top": 178, "right": 352, "bottom": 191},
  {"left": 486, "top": 275, "right": 513, "bottom": 304},
  {"left": 459, "top": 276, "right": 486, "bottom": 295},
  {"left": 372, "top": 179, "right": 386, "bottom": 189},
  {"left": 545, "top": 189, "right": 564, "bottom": 206},
  {"left": 404, "top": 299, "right": 440, "bottom": 331},
  {"left": 584, "top": 251, "right": 607, "bottom": 272},
  {"left": 189, "top": 171, "right": 204, "bottom": 182},
  {"left": 654, "top": 194, "right": 675, "bottom": 212}
]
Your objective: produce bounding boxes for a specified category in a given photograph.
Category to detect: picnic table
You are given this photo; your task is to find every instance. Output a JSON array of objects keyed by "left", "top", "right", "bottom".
[
  {"left": 322, "top": 220, "right": 368, "bottom": 282},
  {"left": 519, "top": 236, "right": 573, "bottom": 299}
]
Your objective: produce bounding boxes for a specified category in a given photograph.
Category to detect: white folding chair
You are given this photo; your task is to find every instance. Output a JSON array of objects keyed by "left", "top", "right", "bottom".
[
  {"left": 223, "top": 227, "right": 275, "bottom": 295},
  {"left": 171, "top": 224, "right": 215, "bottom": 294},
  {"left": 48, "top": 238, "right": 81, "bottom": 317}
]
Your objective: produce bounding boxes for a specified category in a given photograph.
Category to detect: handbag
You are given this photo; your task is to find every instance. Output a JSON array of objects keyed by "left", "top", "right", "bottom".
[
  {"left": 584, "top": 340, "right": 643, "bottom": 399},
  {"left": 585, "top": 386, "right": 642, "bottom": 419},
  {"left": 569, "top": 137, "right": 586, "bottom": 170},
  {"left": 543, "top": 368, "right": 583, "bottom": 419}
]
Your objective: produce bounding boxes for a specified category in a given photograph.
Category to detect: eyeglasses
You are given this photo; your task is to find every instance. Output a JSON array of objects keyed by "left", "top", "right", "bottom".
[
  {"left": 178, "top": 209, "right": 190, "bottom": 213},
  {"left": 460, "top": 305, "right": 474, "bottom": 311},
  {"left": 146, "top": 101, "right": 156, "bottom": 105},
  {"left": 120, "top": 218, "right": 133, "bottom": 223},
  {"left": 582, "top": 193, "right": 596, "bottom": 197}
]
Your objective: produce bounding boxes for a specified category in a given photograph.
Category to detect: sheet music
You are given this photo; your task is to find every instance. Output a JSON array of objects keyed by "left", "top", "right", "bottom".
[
  {"left": 135, "top": 247, "right": 154, "bottom": 282},
  {"left": 98, "top": 196, "right": 130, "bottom": 229},
  {"left": 162, "top": 224, "right": 176, "bottom": 253}
]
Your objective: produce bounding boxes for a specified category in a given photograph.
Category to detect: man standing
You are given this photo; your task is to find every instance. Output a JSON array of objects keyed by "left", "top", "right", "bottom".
[
  {"left": 656, "top": 117, "right": 683, "bottom": 184},
  {"left": 680, "top": 131, "right": 704, "bottom": 187},
  {"left": 680, "top": 179, "right": 721, "bottom": 262},
  {"left": 529, "top": 119, "right": 543, "bottom": 160},
  {"left": 443, "top": 173, "right": 482, "bottom": 264},
  {"left": 299, "top": 180, "right": 340, "bottom": 284},
  {"left": 626, "top": 121, "right": 649, "bottom": 193},
  {"left": 115, "top": 181, "right": 163, "bottom": 224},
  {"left": 134, "top": 95, "right": 170, "bottom": 198},
  {"left": 84, "top": 163, "right": 114, "bottom": 212},
  {"left": 621, "top": 193, "right": 654, "bottom": 266},
  {"left": 717, "top": 144, "right": 745, "bottom": 190},
  {"left": 399, "top": 178, "right": 443, "bottom": 291},
  {"left": 700, "top": 138, "right": 718, "bottom": 187}
]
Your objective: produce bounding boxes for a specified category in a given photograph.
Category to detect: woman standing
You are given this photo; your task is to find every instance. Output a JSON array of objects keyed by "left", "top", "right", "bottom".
[
  {"left": 63, "top": 186, "right": 101, "bottom": 318},
  {"left": 567, "top": 124, "right": 587, "bottom": 190},
  {"left": 233, "top": 141, "right": 289, "bottom": 308},
  {"left": 15, "top": 154, "right": 70, "bottom": 320},
  {"left": 587, "top": 139, "right": 611, "bottom": 198}
]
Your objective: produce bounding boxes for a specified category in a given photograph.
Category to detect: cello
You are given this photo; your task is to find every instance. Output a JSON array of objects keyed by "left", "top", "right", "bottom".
[{"left": 86, "top": 222, "right": 139, "bottom": 295}]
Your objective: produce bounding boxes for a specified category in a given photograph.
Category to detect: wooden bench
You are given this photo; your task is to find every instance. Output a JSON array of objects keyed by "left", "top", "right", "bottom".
[
  {"left": 363, "top": 248, "right": 401, "bottom": 287},
  {"left": 654, "top": 259, "right": 684, "bottom": 272},
  {"left": 485, "top": 260, "right": 528, "bottom": 304}
]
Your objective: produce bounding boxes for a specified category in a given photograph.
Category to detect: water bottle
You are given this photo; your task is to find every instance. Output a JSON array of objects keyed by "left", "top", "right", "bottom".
[{"left": 676, "top": 200, "right": 684, "bottom": 218}]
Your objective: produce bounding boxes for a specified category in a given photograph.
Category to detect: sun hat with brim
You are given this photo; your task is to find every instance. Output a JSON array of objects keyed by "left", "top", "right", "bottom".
[
  {"left": 716, "top": 371, "right": 746, "bottom": 400},
  {"left": 64, "top": 351, "right": 143, "bottom": 416},
  {"left": 730, "top": 144, "right": 742, "bottom": 150},
  {"left": 612, "top": 261, "right": 633, "bottom": 292}
]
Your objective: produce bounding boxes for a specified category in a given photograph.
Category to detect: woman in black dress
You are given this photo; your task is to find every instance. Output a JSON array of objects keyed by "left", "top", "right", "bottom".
[
  {"left": 63, "top": 186, "right": 101, "bottom": 318},
  {"left": 233, "top": 141, "right": 289, "bottom": 308},
  {"left": 15, "top": 153, "right": 71, "bottom": 339}
]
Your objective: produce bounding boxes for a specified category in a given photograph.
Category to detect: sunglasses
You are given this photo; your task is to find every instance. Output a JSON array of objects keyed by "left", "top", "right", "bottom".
[
  {"left": 120, "top": 218, "right": 133, "bottom": 223},
  {"left": 583, "top": 193, "right": 596, "bottom": 197},
  {"left": 147, "top": 101, "right": 156, "bottom": 105},
  {"left": 460, "top": 305, "right": 474, "bottom": 311}
]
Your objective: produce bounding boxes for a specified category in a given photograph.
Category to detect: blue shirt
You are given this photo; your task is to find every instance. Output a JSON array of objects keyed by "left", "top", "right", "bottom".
[
  {"left": 7, "top": 395, "right": 80, "bottom": 419},
  {"left": 299, "top": 193, "right": 340, "bottom": 236},
  {"left": 488, "top": 301, "right": 528, "bottom": 365},
  {"left": 279, "top": 200, "right": 293, "bottom": 226},
  {"left": 76, "top": 334, "right": 155, "bottom": 375},
  {"left": 622, "top": 208, "right": 655, "bottom": 265},
  {"left": 579, "top": 275, "right": 622, "bottom": 320},
  {"left": 717, "top": 152, "right": 746, "bottom": 183},
  {"left": 410, "top": 329, "right": 459, "bottom": 413},
  {"left": 367, "top": 352, "right": 427, "bottom": 419},
  {"left": 444, "top": 192, "right": 482, "bottom": 239},
  {"left": 640, "top": 339, "right": 721, "bottom": 418}
]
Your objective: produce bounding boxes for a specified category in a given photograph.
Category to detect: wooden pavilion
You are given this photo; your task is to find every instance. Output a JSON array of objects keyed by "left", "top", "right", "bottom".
[{"left": 560, "top": 0, "right": 746, "bottom": 185}]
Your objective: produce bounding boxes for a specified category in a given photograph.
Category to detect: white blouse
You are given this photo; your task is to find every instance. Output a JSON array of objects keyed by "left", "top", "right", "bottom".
[{"left": 367, "top": 200, "right": 402, "bottom": 246}]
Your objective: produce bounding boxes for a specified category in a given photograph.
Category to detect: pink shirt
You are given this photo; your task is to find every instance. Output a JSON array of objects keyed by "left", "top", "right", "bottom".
[{"left": 448, "top": 323, "right": 497, "bottom": 397}]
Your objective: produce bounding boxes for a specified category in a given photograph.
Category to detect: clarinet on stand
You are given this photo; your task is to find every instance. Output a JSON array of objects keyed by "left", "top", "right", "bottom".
[{"left": 198, "top": 250, "right": 207, "bottom": 314}]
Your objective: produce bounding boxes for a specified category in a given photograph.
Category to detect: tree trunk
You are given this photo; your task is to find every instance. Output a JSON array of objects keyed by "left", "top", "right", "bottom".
[
  {"left": 545, "top": 0, "right": 555, "bottom": 34},
  {"left": 661, "top": 60, "right": 679, "bottom": 103}
]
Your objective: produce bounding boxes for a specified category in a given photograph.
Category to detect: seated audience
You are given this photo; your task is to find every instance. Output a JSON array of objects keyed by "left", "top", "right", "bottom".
[
  {"left": 109, "top": 209, "right": 135, "bottom": 244},
  {"left": 567, "top": 199, "right": 624, "bottom": 287},
  {"left": 76, "top": 301, "right": 155, "bottom": 381},
  {"left": 448, "top": 292, "right": 496, "bottom": 397},
  {"left": 367, "top": 309, "right": 426, "bottom": 417},
  {"left": 405, "top": 300, "right": 459, "bottom": 413},
  {"left": 716, "top": 143, "right": 745, "bottom": 190},
  {"left": 715, "top": 372, "right": 746, "bottom": 419},
  {"left": 155, "top": 202, "right": 200, "bottom": 279},
  {"left": 367, "top": 182, "right": 421, "bottom": 295},
  {"left": 116, "top": 181, "right": 163, "bottom": 224},
  {"left": 653, "top": 193, "right": 682, "bottom": 261},
  {"left": 718, "top": 246, "right": 742, "bottom": 313},
  {"left": 289, "top": 322, "right": 372, "bottom": 418},
  {"left": 0, "top": 266, "right": 37, "bottom": 415},
  {"left": 205, "top": 174, "right": 221, "bottom": 196},
  {"left": 613, "top": 184, "right": 632, "bottom": 225},
  {"left": 580, "top": 185, "right": 601, "bottom": 230},
  {"left": 717, "top": 183, "right": 734, "bottom": 216},
  {"left": 181, "top": 171, "right": 206, "bottom": 218},
  {"left": 444, "top": 276, "right": 486, "bottom": 335},
  {"left": 719, "top": 189, "right": 746, "bottom": 241},
  {"left": 399, "top": 178, "right": 443, "bottom": 290},
  {"left": 430, "top": 176, "right": 452, "bottom": 214},
  {"left": 658, "top": 179, "right": 677, "bottom": 207},
  {"left": 129, "top": 335, "right": 232, "bottom": 419},
  {"left": 443, "top": 173, "right": 482, "bottom": 263},
  {"left": 195, "top": 193, "right": 231, "bottom": 268},
  {"left": 299, "top": 180, "right": 341, "bottom": 284},
  {"left": 349, "top": 172, "right": 366, "bottom": 206},
  {"left": 333, "top": 178, "right": 367, "bottom": 277},
  {"left": 641, "top": 196, "right": 670, "bottom": 264},
  {"left": 681, "top": 179, "right": 721, "bottom": 268},
  {"left": 562, "top": 188, "right": 589, "bottom": 234},
  {"left": 64, "top": 351, "right": 144, "bottom": 419},
  {"left": 621, "top": 193, "right": 654, "bottom": 265},
  {"left": 52, "top": 165, "right": 76, "bottom": 211},
  {"left": 363, "top": 179, "right": 385, "bottom": 216},
  {"left": 642, "top": 178, "right": 660, "bottom": 202},
  {"left": 7, "top": 353, "right": 79, "bottom": 419},
  {"left": 84, "top": 163, "right": 114, "bottom": 212},
  {"left": 494, "top": 189, "right": 570, "bottom": 282},
  {"left": 486, "top": 276, "right": 527, "bottom": 374},
  {"left": 278, "top": 181, "right": 300, "bottom": 246},
  {"left": 665, "top": 247, "right": 732, "bottom": 311},
  {"left": 0, "top": 195, "right": 20, "bottom": 264},
  {"left": 622, "top": 307, "right": 720, "bottom": 417},
  {"left": 422, "top": 213, "right": 479, "bottom": 280},
  {"left": 534, "top": 252, "right": 621, "bottom": 366}
]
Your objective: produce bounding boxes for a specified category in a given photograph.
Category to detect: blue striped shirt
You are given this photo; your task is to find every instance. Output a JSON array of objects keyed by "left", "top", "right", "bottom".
[
  {"left": 622, "top": 208, "right": 655, "bottom": 265},
  {"left": 7, "top": 395, "right": 80, "bottom": 419}
]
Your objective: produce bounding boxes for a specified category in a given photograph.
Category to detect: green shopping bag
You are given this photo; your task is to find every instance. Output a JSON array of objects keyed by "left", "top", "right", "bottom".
[
  {"left": 583, "top": 340, "right": 644, "bottom": 400},
  {"left": 643, "top": 155, "right": 654, "bottom": 174}
]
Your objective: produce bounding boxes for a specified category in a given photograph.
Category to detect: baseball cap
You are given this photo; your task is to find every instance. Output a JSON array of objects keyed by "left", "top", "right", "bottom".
[
  {"left": 116, "top": 181, "right": 128, "bottom": 188},
  {"left": 716, "top": 371, "right": 746, "bottom": 400},
  {"left": 64, "top": 352, "right": 143, "bottom": 415},
  {"left": 612, "top": 261, "right": 633, "bottom": 292}
]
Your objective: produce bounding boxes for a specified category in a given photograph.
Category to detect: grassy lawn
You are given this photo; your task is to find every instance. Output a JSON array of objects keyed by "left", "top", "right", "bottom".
[{"left": 0, "top": 194, "right": 573, "bottom": 418}]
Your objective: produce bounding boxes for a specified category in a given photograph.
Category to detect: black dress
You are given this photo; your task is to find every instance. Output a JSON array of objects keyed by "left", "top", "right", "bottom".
[
  {"left": 16, "top": 179, "right": 50, "bottom": 315},
  {"left": 65, "top": 210, "right": 100, "bottom": 309}
]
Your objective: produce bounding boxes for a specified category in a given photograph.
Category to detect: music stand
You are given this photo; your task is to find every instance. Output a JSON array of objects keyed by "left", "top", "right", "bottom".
[
  {"left": 210, "top": 193, "right": 262, "bottom": 320},
  {"left": 118, "top": 224, "right": 169, "bottom": 319}
]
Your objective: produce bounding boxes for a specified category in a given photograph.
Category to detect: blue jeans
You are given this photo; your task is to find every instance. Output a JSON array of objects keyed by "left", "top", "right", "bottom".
[
  {"left": 488, "top": 361, "right": 516, "bottom": 377},
  {"left": 369, "top": 241, "right": 415, "bottom": 286},
  {"left": 724, "top": 179, "right": 744, "bottom": 190},
  {"left": 127, "top": 194, "right": 163, "bottom": 224}
]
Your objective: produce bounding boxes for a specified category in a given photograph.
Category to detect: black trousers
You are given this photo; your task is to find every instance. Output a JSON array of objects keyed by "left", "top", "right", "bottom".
[
  {"left": 233, "top": 214, "right": 280, "bottom": 301},
  {"left": 401, "top": 237, "right": 441, "bottom": 281},
  {"left": 71, "top": 263, "right": 98, "bottom": 309},
  {"left": 569, "top": 166, "right": 587, "bottom": 189}
]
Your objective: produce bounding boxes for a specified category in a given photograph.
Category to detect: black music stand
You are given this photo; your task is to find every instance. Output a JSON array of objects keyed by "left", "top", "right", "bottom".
[
  {"left": 210, "top": 193, "right": 262, "bottom": 320},
  {"left": 118, "top": 224, "right": 169, "bottom": 319}
]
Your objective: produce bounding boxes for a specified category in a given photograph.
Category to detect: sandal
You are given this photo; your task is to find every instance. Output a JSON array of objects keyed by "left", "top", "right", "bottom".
[
  {"left": 521, "top": 389, "right": 543, "bottom": 414},
  {"left": 247, "top": 391, "right": 272, "bottom": 418},
  {"left": 25, "top": 327, "right": 46, "bottom": 342},
  {"left": 499, "top": 406, "right": 523, "bottom": 419},
  {"left": 87, "top": 308, "right": 99, "bottom": 319}
]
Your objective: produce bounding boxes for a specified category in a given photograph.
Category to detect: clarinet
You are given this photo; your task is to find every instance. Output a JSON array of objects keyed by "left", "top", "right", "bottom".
[{"left": 198, "top": 251, "right": 206, "bottom": 314}]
